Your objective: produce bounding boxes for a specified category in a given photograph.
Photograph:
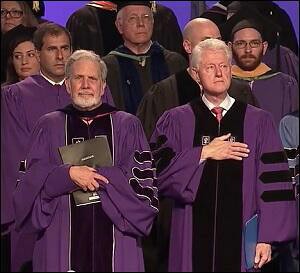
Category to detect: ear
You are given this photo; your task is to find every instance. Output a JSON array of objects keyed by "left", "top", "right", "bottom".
[
  {"left": 100, "top": 81, "right": 106, "bottom": 97},
  {"left": 65, "top": 78, "right": 71, "bottom": 95},
  {"left": 190, "top": 67, "right": 202, "bottom": 85},
  {"left": 36, "top": 50, "right": 41, "bottom": 63},
  {"left": 115, "top": 19, "right": 123, "bottom": 35},
  {"left": 262, "top": 41, "right": 268, "bottom": 55},
  {"left": 183, "top": 39, "right": 192, "bottom": 55},
  {"left": 228, "top": 41, "right": 233, "bottom": 50}
]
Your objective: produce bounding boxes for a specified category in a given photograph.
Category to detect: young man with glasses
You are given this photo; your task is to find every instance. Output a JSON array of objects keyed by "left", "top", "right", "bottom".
[{"left": 221, "top": 8, "right": 298, "bottom": 129}]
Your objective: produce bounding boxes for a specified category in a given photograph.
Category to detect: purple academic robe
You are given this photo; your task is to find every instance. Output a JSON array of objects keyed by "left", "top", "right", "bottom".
[
  {"left": 1, "top": 74, "right": 114, "bottom": 271},
  {"left": 234, "top": 72, "right": 298, "bottom": 129},
  {"left": 13, "top": 110, "right": 158, "bottom": 272},
  {"left": 263, "top": 46, "right": 299, "bottom": 83},
  {"left": 151, "top": 102, "right": 297, "bottom": 272}
]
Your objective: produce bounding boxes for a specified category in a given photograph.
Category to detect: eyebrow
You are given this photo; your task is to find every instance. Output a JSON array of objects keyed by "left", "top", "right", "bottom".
[{"left": 14, "top": 49, "right": 36, "bottom": 54}]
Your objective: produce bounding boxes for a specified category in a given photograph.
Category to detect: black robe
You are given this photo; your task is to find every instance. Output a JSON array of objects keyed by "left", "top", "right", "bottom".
[
  {"left": 137, "top": 69, "right": 258, "bottom": 139},
  {"left": 66, "top": 4, "right": 122, "bottom": 57},
  {"left": 103, "top": 43, "right": 187, "bottom": 115}
]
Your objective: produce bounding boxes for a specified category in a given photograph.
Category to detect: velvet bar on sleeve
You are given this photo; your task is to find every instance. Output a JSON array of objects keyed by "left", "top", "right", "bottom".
[{"left": 151, "top": 101, "right": 297, "bottom": 271}]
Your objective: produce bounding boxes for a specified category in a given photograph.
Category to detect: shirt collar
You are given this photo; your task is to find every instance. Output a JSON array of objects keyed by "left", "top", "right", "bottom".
[
  {"left": 202, "top": 93, "right": 235, "bottom": 113},
  {"left": 40, "top": 71, "right": 65, "bottom": 86}
]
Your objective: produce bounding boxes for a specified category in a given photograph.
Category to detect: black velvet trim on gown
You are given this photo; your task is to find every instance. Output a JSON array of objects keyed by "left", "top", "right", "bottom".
[{"left": 190, "top": 98, "right": 246, "bottom": 272}]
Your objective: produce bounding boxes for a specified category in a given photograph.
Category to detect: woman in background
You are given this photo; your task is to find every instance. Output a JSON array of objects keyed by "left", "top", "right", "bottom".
[{"left": 1, "top": 24, "right": 39, "bottom": 87}]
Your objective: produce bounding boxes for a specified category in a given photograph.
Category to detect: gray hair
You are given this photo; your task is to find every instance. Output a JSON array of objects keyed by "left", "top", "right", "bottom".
[
  {"left": 65, "top": 50, "right": 107, "bottom": 81},
  {"left": 116, "top": 8, "right": 123, "bottom": 22},
  {"left": 191, "top": 38, "right": 232, "bottom": 68}
]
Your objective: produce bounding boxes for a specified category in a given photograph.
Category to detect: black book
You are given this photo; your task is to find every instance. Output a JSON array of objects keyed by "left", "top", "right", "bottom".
[{"left": 59, "top": 136, "right": 113, "bottom": 206}]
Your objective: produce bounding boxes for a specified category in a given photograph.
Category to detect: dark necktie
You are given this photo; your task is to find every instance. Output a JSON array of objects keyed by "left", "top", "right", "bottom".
[{"left": 211, "top": 106, "right": 224, "bottom": 123}]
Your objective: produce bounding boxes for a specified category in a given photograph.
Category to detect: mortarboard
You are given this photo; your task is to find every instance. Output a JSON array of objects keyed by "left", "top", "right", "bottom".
[
  {"left": 220, "top": 4, "right": 280, "bottom": 49},
  {"left": 116, "top": 1, "right": 152, "bottom": 12}
]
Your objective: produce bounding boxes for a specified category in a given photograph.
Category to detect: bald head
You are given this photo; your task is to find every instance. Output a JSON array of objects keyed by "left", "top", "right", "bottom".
[{"left": 183, "top": 18, "right": 221, "bottom": 55}]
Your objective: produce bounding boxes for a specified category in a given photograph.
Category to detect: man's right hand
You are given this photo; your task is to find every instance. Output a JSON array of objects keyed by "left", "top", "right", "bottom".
[
  {"left": 69, "top": 166, "right": 109, "bottom": 191},
  {"left": 201, "top": 133, "right": 250, "bottom": 161}
]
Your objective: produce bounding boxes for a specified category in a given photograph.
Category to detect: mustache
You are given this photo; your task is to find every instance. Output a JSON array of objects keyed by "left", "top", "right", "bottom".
[
  {"left": 241, "top": 54, "right": 256, "bottom": 59},
  {"left": 78, "top": 91, "right": 94, "bottom": 95}
]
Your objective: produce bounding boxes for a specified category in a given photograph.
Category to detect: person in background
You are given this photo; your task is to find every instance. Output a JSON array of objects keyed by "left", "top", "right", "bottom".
[
  {"left": 66, "top": 1, "right": 185, "bottom": 59},
  {"left": 66, "top": 1, "right": 123, "bottom": 57},
  {"left": 1, "top": 1, "right": 45, "bottom": 84},
  {"left": 279, "top": 111, "right": 299, "bottom": 273},
  {"left": 102, "top": 1, "right": 187, "bottom": 115},
  {"left": 200, "top": 1, "right": 299, "bottom": 56},
  {"left": 1, "top": 1, "right": 39, "bottom": 34},
  {"left": 221, "top": 7, "right": 298, "bottom": 129},
  {"left": 150, "top": 38, "right": 297, "bottom": 272},
  {"left": 224, "top": 1, "right": 299, "bottom": 83},
  {"left": 13, "top": 49, "right": 158, "bottom": 272},
  {"left": 1, "top": 24, "right": 39, "bottom": 87}
]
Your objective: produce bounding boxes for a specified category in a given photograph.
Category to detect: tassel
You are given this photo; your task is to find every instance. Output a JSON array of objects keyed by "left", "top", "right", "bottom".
[{"left": 32, "top": 1, "right": 40, "bottom": 12}]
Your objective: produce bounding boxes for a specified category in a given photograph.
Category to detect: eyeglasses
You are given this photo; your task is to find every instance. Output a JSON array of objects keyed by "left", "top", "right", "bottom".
[
  {"left": 233, "top": 40, "right": 262, "bottom": 49},
  {"left": 1, "top": 8, "right": 23, "bottom": 19},
  {"left": 127, "top": 14, "right": 153, "bottom": 25}
]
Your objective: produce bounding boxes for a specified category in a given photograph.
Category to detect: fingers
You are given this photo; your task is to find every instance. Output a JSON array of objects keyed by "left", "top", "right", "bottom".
[
  {"left": 231, "top": 142, "right": 249, "bottom": 149},
  {"left": 94, "top": 173, "right": 109, "bottom": 184},
  {"left": 254, "top": 250, "right": 261, "bottom": 269},
  {"left": 258, "top": 254, "right": 269, "bottom": 268},
  {"left": 230, "top": 151, "right": 249, "bottom": 159},
  {"left": 215, "top": 133, "right": 231, "bottom": 141}
]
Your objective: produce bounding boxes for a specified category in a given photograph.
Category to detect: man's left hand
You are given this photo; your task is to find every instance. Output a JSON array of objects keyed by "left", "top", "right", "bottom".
[{"left": 254, "top": 243, "right": 272, "bottom": 269}]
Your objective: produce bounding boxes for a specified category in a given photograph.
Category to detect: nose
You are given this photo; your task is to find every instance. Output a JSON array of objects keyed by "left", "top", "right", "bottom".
[
  {"left": 82, "top": 77, "right": 89, "bottom": 88},
  {"left": 137, "top": 17, "right": 145, "bottom": 27},
  {"left": 57, "top": 49, "right": 63, "bottom": 60},
  {"left": 5, "top": 12, "right": 12, "bottom": 19},
  {"left": 215, "top": 66, "right": 222, "bottom": 77},
  {"left": 21, "top": 55, "right": 28, "bottom": 65},
  {"left": 245, "top": 43, "right": 252, "bottom": 52}
]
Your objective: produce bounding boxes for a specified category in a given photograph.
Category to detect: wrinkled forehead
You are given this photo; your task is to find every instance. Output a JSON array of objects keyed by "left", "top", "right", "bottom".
[{"left": 200, "top": 49, "right": 230, "bottom": 64}]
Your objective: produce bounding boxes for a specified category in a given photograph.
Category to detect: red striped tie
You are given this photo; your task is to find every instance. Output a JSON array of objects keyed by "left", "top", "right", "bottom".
[{"left": 211, "top": 107, "right": 223, "bottom": 123}]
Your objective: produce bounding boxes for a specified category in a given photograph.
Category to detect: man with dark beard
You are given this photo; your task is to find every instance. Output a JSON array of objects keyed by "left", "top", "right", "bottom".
[{"left": 222, "top": 9, "right": 298, "bottom": 129}]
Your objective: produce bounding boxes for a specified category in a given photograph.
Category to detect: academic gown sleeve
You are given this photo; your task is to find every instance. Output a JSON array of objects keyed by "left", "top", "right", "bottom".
[
  {"left": 13, "top": 114, "right": 77, "bottom": 233},
  {"left": 282, "top": 74, "right": 299, "bottom": 118},
  {"left": 1, "top": 86, "right": 31, "bottom": 225},
  {"left": 150, "top": 108, "right": 206, "bottom": 204},
  {"left": 279, "top": 47, "right": 299, "bottom": 83},
  {"left": 97, "top": 114, "right": 159, "bottom": 237},
  {"left": 255, "top": 111, "right": 297, "bottom": 243}
]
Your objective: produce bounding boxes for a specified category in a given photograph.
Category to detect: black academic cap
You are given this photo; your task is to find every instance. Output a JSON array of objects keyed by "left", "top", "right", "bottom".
[
  {"left": 25, "top": 1, "right": 45, "bottom": 18},
  {"left": 116, "top": 1, "right": 152, "bottom": 12},
  {"left": 220, "top": 4, "right": 280, "bottom": 49}
]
